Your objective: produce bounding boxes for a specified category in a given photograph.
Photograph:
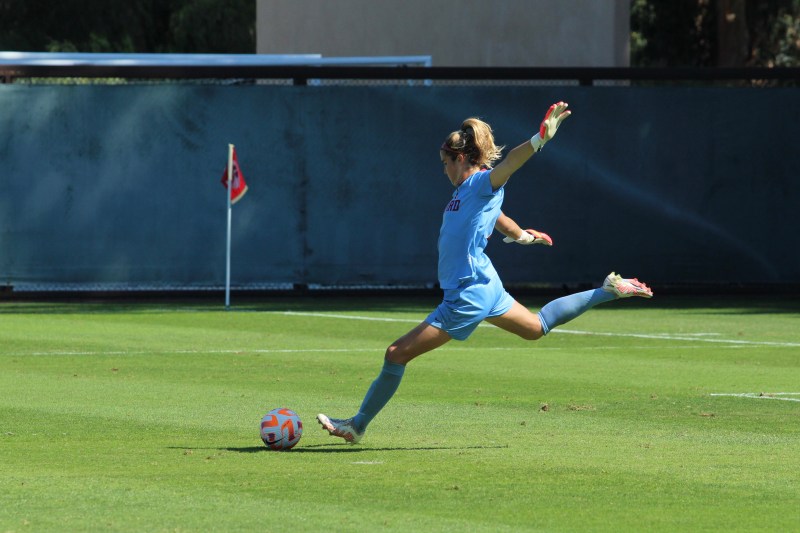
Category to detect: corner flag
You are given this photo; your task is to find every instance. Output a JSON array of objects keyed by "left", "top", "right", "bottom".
[
  {"left": 221, "top": 146, "right": 248, "bottom": 204},
  {"left": 222, "top": 144, "right": 248, "bottom": 308}
]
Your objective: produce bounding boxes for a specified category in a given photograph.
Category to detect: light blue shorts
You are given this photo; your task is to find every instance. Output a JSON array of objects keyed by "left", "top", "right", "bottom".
[{"left": 425, "top": 276, "right": 515, "bottom": 341}]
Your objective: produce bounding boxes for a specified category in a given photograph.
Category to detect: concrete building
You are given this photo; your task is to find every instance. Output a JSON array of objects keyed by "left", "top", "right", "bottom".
[{"left": 256, "top": 0, "right": 630, "bottom": 67}]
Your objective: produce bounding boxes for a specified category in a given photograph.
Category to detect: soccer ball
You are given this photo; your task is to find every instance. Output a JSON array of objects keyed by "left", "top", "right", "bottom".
[{"left": 260, "top": 408, "right": 303, "bottom": 450}]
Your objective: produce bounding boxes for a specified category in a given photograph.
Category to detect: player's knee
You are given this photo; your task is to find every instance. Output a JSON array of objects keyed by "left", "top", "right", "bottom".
[{"left": 384, "top": 343, "right": 405, "bottom": 364}]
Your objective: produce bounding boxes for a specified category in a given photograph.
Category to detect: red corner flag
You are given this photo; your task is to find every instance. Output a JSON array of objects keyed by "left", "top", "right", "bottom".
[{"left": 221, "top": 146, "right": 248, "bottom": 204}]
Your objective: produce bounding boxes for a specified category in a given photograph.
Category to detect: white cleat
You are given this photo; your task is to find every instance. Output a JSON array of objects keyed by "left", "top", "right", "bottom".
[
  {"left": 317, "top": 413, "right": 364, "bottom": 444},
  {"left": 602, "top": 272, "right": 654, "bottom": 298}
]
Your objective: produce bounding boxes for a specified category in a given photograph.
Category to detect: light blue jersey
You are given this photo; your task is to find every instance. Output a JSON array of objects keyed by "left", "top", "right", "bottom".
[{"left": 437, "top": 169, "right": 504, "bottom": 289}]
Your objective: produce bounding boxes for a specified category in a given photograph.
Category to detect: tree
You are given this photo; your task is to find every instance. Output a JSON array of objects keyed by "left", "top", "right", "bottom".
[
  {"left": 168, "top": 0, "right": 255, "bottom": 53},
  {"left": 631, "top": 0, "right": 800, "bottom": 68},
  {"left": 0, "top": 0, "right": 255, "bottom": 53}
]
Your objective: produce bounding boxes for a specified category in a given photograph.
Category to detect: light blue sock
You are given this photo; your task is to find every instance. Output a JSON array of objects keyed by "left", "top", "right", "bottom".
[
  {"left": 352, "top": 360, "right": 406, "bottom": 433},
  {"left": 537, "top": 288, "right": 616, "bottom": 335}
]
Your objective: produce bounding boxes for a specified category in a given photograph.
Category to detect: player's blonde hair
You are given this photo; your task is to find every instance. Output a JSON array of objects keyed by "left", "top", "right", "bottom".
[{"left": 440, "top": 117, "right": 504, "bottom": 169}]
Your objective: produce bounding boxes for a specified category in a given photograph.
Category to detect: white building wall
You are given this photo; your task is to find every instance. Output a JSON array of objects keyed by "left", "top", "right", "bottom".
[{"left": 256, "top": 0, "right": 630, "bottom": 67}]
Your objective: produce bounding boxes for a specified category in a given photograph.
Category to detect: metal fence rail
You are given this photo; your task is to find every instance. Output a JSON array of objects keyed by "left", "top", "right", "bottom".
[{"left": 1, "top": 52, "right": 798, "bottom": 85}]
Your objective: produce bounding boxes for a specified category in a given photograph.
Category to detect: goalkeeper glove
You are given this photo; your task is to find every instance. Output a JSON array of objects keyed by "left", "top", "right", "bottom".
[
  {"left": 503, "top": 229, "right": 553, "bottom": 246},
  {"left": 530, "top": 101, "right": 571, "bottom": 152}
]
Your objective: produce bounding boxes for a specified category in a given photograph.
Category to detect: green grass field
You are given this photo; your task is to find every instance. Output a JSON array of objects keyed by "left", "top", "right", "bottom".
[{"left": 1, "top": 295, "right": 799, "bottom": 532}]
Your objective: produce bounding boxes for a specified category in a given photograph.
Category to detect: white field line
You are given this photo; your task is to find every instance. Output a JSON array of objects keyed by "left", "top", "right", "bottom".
[
  {"left": 6, "top": 310, "right": 797, "bottom": 357},
  {"left": 710, "top": 393, "right": 800, "bottom": 402},
  {"left": 280, "top": 311, "right": 800, "bottom": 348}
]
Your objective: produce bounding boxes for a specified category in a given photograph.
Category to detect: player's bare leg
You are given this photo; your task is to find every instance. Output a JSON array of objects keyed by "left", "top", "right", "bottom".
[
  {"left": 385, "top": 321, "right": 452, "bottom": 364},
  {"left": 490, "top": 272, "right": 653, "bottom": 338},
  {"left": 318, "top": 322, "right": 450, "bottom": 443},
  {"left": 485, "top": 301, "right": 544, "bottom": 340}
]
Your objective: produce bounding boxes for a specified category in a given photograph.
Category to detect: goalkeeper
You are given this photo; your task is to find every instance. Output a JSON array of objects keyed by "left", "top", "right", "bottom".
[{"left": 318, "top": 102, "right": 652, "bottom": 443}]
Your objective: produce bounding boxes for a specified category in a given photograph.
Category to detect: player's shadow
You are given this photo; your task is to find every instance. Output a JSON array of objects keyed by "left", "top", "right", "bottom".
[{"left": 217, "top": 443, "right": 509, "bottom": 453}]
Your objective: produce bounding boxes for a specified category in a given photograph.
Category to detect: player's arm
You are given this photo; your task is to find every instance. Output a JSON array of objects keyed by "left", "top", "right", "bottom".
[
  {"left": 490, "top": 101, "right": 571, "bottom": 190},
  {"left": 495, "top": 211, "right": 553, "bottom": 246},
  {"left": 495, "top": 211, "right": 525, "bottom": 240}
]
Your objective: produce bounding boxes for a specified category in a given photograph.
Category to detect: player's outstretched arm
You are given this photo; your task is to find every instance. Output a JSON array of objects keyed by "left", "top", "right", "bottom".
[
  {"left": 495, "top": 211, "right": 553, "bottom": 246},
  {"left": 490, "top": 101, "right": 571, "bottom": 190}
]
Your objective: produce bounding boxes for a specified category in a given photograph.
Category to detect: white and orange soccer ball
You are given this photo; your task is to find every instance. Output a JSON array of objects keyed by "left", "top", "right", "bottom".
[{"left": 260, "top": 408, "right": 303, "bottom": 450}]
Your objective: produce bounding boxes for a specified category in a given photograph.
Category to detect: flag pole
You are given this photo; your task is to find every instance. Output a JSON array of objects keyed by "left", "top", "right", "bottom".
[{"left": 225, "top": 143, "right": 234, "bottom": 309}]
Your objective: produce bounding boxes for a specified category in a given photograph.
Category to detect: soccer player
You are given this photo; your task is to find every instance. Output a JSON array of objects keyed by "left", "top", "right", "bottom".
[{"left": 318, "top": 102, "right": 652, "bottom": 443}]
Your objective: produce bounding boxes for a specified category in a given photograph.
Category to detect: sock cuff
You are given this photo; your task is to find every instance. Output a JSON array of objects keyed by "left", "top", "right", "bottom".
[
  {"left": 537, "top": 311, "right": 550, "bottom": 336},
  {"left": 382, "top": 360, "right": 406, "bottom": 376}
]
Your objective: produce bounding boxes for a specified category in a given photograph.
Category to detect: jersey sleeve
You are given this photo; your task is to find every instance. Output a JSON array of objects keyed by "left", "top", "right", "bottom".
[{"left": 473, "top": 169, "right": 502, "bottom": 198}]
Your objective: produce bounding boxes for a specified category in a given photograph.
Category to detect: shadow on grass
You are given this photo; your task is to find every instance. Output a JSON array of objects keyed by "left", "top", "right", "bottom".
[{"left": 170, "top": 443, "right": 509, "bottom": 453}]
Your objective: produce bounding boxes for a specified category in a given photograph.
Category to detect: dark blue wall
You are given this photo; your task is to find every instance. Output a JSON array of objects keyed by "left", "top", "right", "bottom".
[{"left": 1, "top": 84, "right": 798, "bottom": 289}]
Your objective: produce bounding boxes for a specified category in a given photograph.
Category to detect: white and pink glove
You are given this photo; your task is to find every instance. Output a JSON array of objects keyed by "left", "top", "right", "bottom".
[
  {"left": 503, "top": 229, "right": 553, "bottom": 246},
  {"left": 529, "top": 101, "right": 571, "bottom": 152}
]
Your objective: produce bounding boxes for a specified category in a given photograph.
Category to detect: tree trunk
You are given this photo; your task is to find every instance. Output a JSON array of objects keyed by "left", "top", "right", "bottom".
[{"left": 717, "top": 0, "right": 749, "bottom": 66}]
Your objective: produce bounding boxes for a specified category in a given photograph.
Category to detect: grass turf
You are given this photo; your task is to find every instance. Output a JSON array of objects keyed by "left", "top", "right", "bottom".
[{"left": 1, "top": 295, "right": 799, "bottom": 531}]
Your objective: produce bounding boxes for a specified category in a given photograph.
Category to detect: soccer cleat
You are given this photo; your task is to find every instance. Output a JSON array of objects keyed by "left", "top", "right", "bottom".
[
  {"left": 316, "top": 413, "right": 364, "bottom": 444},
  {"left": 602, "top": 272, "right": 654, "bottom": 298}
]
